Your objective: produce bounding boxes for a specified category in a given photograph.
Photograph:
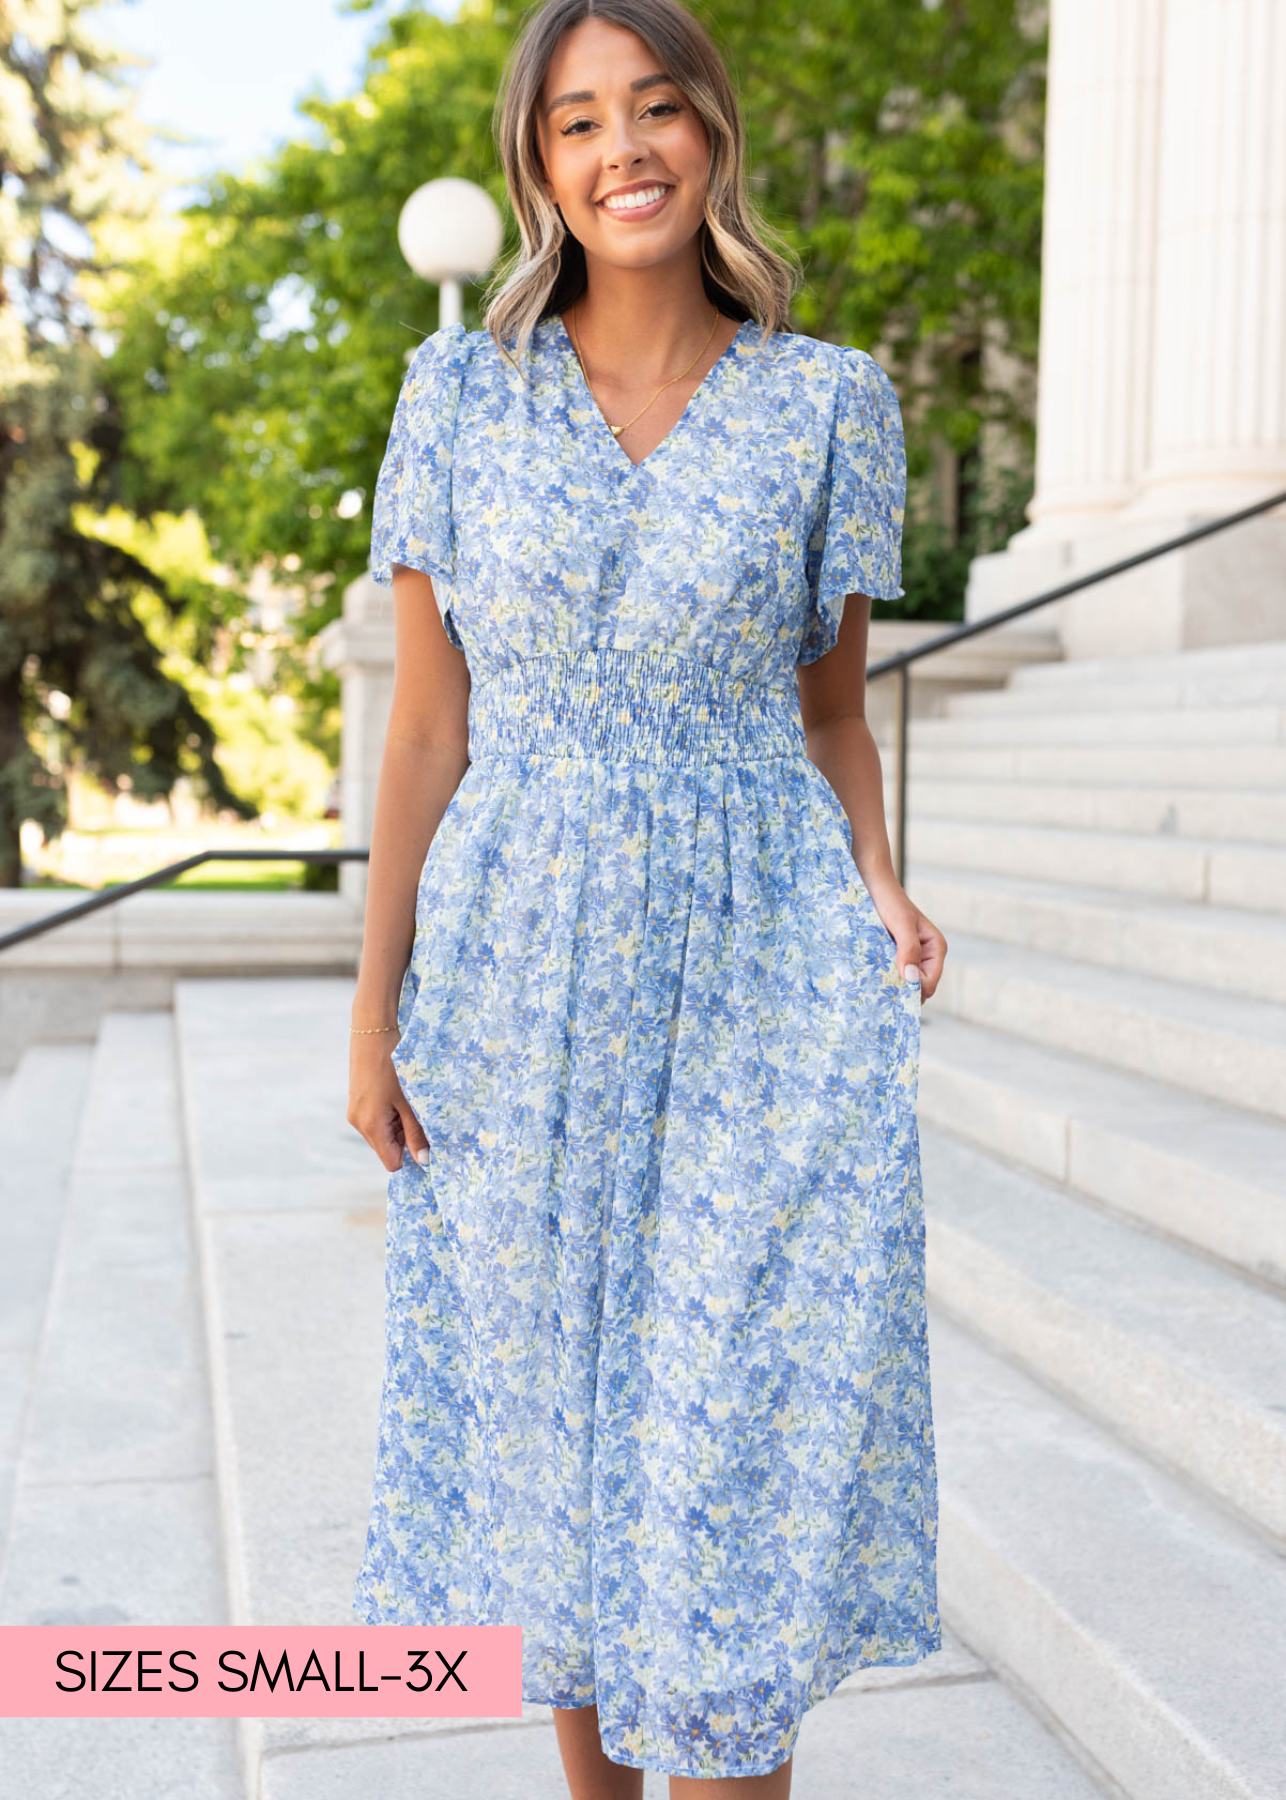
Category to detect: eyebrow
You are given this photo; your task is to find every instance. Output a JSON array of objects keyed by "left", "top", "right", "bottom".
[{"left": 544, "top": 70, "right": 677, "bottom": 118}]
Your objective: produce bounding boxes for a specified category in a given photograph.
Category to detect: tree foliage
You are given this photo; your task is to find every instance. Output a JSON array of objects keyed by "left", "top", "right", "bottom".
[{"left": 0, "top": 0, "right": 253, "bottom": 886}]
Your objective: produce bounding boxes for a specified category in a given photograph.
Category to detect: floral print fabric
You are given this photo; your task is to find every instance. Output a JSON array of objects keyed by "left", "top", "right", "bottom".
[{"left": 351, "top": 312, "right": 940, "bottom": 1779}]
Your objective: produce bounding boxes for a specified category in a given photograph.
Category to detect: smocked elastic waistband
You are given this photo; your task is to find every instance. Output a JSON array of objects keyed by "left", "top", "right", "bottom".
[{"left": 466, "top": 650, "right": 807, "bottom": 767}]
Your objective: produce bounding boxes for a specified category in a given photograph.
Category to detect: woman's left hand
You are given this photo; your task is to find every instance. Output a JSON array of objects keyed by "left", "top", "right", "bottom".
[{"left": 866, "top": 884, "right": 948, "bottom": 1002}]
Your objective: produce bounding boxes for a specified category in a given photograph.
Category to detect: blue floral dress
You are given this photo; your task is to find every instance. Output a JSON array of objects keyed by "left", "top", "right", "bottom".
[{"left": 351, "top": 310, "right": 940, "bottom": 1778}]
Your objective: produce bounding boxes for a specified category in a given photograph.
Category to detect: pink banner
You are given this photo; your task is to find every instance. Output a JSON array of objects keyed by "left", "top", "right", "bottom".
[{"left": 0, "top": 1626, "right": 523, "bottom": 1718}]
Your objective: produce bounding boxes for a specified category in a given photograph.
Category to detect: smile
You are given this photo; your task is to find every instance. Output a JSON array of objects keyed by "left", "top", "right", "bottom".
[{"left": 597, "top": 184, "right": 674, "bottom": 219}]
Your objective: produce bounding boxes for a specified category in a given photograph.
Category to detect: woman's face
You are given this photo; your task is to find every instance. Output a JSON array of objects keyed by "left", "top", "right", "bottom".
[{"left": 536, "top": 17, "right": 711, "bottom": 275}]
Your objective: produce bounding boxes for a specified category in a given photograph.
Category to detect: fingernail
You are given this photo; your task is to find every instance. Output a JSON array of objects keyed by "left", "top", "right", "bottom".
[
  {"left": 904, "top": 965, "right": 921, "bottom": 984},
  {"left": 415, "top": 1149, "right": 431, "bottom": 1166}
]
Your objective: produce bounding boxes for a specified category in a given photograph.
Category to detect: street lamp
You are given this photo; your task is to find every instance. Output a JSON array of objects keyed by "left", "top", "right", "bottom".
[{"left": 396, "top": 178, "right": 505, "bottom": 328}]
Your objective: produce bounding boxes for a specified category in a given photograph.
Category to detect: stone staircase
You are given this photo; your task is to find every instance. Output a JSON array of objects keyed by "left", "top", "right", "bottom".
[
  {"left": 1, "top": 635, "right": 1283, "bottom": 1797},
  {"left": 907, "top": 637, "right": 1286, "bottom": 1800},
  {"left": 0, "top": 1017, "right": 241, "bottom": 1794}
]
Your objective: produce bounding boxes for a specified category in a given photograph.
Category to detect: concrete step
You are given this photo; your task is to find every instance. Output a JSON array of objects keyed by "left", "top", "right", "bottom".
[
  {"left": 0, "top": 1011, "right": 239, "bottom": 1797},
  {"left": 908, "top": 864, "right": 1286, "bottom": 1004},
  {"left": 946, "top": 670, "right": 1286, "bottom": 718},
  {"left": 931, "top": 930, "right": 1286, "bottom": 1122},
  {"left": 913, "top": 701, "right": 1286, "bottom": 747},
  {"left": 932, "top": 1308, "right": 1286, "bottom": 1800},
  {"left": 923, "top": 1128, "right": 1286, "bottom": 1541},
  {"left": 174, "top": 975, "right": 450, "bottom": 1779},
  {"left": 918, "top": 1012, "right": 1286, "bottom": 1290},
  {"left": 1006, "top": 638, "right": 1286, "bottom": 690},
  {"left": 901, "top": 740, "right": 1286, "bottom": 790},
  {"left": 884, "top": 777, "right": 1286, "bottom": 847},
  {"left": 903, "top": 815, "right": 1286, "bottom": 912},
  {"left": 257, "top": 1658, "right": 1111, "bottom": 1797},
  {"left": 175, "top": 976, "right": 1110, "bottom": 1797},
  {"left": 0, "top": 1045, "right": 93, "bottom": 1552}
]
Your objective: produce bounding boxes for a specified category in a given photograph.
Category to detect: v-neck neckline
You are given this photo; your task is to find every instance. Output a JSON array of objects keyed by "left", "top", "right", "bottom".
[{"left": 552, "top": 310, "right": 751, "bottom": 473}]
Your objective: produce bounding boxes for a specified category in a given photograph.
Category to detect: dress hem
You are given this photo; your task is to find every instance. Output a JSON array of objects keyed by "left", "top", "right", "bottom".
[{"left": 525, "top": 1623, "right": 946, "bottom": 1779}]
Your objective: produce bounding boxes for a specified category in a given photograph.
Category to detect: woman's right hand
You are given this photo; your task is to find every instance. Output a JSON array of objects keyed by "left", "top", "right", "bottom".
[{"left": 347, "top": 1035, "right": 431, "bottom": 1173}]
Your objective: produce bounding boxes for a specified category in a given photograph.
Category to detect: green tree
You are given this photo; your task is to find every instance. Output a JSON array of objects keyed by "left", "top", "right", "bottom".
[{"left": 0, "top": 0, "right": 251, "bottom": 887}]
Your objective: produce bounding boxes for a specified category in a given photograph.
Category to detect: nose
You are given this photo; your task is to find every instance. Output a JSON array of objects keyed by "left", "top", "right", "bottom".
[{"left": 600, "top": 102, "right": 649, "bottom": 171}]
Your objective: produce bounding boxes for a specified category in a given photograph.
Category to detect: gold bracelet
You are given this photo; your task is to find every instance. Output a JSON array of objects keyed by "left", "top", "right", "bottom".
[{"left": 351, "top": 1024, "right": 400, "bottom": 1035}]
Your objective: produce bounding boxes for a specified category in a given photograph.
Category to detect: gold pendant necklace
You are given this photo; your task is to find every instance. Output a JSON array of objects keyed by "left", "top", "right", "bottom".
[{"left": 568, "top": 301, "right": 722, "bottom": 436}]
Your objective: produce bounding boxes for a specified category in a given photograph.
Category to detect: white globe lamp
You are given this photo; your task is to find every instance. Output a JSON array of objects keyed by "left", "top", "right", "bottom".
[{"left": 397, "top": 178, "right": 505, "bottom": 329}]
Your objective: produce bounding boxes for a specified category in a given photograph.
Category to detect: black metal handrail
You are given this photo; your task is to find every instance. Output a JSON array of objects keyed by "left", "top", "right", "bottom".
[
  {"left": 870, "top": 487, "right": 1286, "bottom": 884},
  {"left": 2, "top": 483, "right": 1282, "bottom": 952}
]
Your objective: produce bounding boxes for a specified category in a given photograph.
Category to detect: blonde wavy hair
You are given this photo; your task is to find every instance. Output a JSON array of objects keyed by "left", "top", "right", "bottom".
[{"left": 484, "top": 0, "right": 802, "bottom": 374}]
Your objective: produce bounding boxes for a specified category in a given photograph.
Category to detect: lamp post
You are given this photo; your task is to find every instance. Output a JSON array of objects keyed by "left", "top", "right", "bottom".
[{"left": 396, "top": 177, "right": 505, "bottom": 330}]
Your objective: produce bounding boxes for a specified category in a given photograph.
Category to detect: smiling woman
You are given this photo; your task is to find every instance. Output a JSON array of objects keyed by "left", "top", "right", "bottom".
[
  {"left": 518, "top": 11, "right": 762, "bottom": 472},
  {"left": 347, "top": 3, "right": 945, "bottom": 1796}
]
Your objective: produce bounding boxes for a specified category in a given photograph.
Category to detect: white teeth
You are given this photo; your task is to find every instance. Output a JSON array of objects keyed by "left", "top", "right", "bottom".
[{"left": 601, "top": 185, "right": 670, "bottom": 212}]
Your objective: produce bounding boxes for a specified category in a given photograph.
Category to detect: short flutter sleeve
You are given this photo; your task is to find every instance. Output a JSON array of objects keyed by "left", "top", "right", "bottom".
[
  {"left": 369, "top": 319, "right": 471, "bottom": 646},
  {"left": 798, "top": 345, "right": 906, "bottom": 665}
]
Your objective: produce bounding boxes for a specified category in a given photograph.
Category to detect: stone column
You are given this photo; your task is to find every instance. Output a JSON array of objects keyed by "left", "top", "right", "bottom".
[
  {"left": 969, "top": 0, "right": 1286, "bottom": 657},
  {"left": 1025, "top": 0, "right": 1164, "bottom": 531},
  {"left": 315, "top": 572, "right": 395, "bottom": 915},
  {"left": 1132, "top": 0, "right": 1286, "bottom": 507},
  {"left": 1104, "top": 0, "right": 1286, "bottom": 653}
]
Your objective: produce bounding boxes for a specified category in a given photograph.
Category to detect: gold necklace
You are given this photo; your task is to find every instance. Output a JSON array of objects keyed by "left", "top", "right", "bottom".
[{"left": 567, "top": 301, "right": 722, "bottom": 437}]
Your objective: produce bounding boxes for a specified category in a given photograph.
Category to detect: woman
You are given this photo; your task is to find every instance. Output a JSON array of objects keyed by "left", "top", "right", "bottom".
[{"left": 348, "top": 0, "right": 947, "bottom": 1793}]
